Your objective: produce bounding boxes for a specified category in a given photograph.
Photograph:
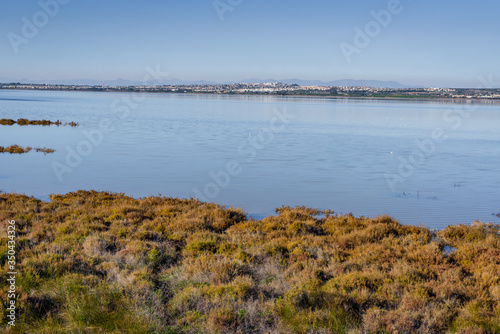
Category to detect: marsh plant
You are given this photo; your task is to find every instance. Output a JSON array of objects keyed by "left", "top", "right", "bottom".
[{"left": 0, "top": 191, "right": 499, "bottom": 333}]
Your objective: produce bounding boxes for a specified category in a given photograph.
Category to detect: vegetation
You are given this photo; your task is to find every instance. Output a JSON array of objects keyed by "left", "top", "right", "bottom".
[
  {"left": 1, "top": 191, "right": 499, "bottom": 333},
  {"left": 0, "top": 146, "right": 54, "bottom": 154},
  {"left": 34, "top": 147, "right": 55, "bottom": 154},
  {"left": 0, "top": 119, "right": 78, "bottom": 127},
  {"left": 0, "top": 145, "right": 32, "bottom": 154},
  {"left": 0, "top": 119, "right": 16, "bottom": 126},
  {"left": 0, "top": 118, "right": 62, "bottom": 155},
  {"left": 15, "top": 119, "right": 60, "bottom": 126}
]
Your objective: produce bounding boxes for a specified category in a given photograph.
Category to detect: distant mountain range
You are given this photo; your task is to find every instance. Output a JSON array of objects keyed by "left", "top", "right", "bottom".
[
  {"left": 239, "top": 78, "right": 411, "bottom": 88},
  {"left": 1, "top": 77, "right": 413, "bottom": 89}
]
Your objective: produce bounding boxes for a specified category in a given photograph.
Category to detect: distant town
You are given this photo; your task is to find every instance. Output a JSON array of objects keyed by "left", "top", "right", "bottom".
[{"left": 2, "top": 82, "right": 500, "bottom": 100}]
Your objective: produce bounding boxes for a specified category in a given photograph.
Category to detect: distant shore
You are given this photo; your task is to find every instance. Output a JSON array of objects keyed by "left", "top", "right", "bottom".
[{"left": 2, "top": 84, "right": 500, "bottom": 102}]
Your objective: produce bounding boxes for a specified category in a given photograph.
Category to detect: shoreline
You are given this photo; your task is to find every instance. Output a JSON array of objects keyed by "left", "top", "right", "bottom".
[
  {"left": 1, "top": 190, "right": 498, "bottom": 230},
  {"left": 2, "top": 86, "right": 500, "bottom": 104}
]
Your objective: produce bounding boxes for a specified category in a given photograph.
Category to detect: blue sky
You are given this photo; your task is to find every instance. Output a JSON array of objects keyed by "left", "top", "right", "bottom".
[{"left": 1, "top": 0, "right": 499, "bottom": 87}]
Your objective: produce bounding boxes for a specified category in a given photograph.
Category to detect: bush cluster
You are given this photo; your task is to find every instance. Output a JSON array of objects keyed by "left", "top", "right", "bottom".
[{"left": 0, "top": 191, "right": 499, "bottom": 333}]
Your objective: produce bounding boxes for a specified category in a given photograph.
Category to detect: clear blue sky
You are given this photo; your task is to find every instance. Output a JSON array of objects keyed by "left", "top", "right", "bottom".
[{"left": 1, "top": 0, "right": 499, "bottom": 87}]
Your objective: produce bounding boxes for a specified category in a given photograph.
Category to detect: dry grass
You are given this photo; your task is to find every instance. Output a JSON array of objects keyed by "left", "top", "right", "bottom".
[{"left": 0, "top": 191, "right": 499, "bottom": 333}]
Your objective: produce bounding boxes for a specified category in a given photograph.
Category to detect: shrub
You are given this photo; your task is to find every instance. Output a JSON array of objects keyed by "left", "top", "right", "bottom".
[{"left": 0, "top": 191, "right": 499, "bottom": 333}]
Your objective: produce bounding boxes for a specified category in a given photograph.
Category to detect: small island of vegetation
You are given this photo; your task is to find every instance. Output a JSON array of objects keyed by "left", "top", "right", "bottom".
[
  {"left": 0, "top": 118, "right": 78, "bottom": 127},
  {"left": 1, "top": 191, "right": 499, "bottom": 333},
  {"left": 0, "top": 145, "right": 54, "bottom": 155},
  {"left": 0, "top": 117, "right": 74, "bottom": 156}
]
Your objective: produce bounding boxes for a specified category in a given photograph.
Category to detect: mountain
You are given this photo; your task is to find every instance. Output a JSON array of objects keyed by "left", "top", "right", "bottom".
[
  {"left": 326, "top": 79, "right": 408, "bottom": 88},
  {"left": 238, "top": 78, "right": 410, "bottom": 88},
  {"left": 0, "top": 77, "right": 219, "bottom": 86}
]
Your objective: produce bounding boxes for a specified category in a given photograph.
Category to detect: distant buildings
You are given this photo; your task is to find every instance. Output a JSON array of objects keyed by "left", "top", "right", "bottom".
[{"left": 1, "top": 83, "right": 499, "bottom": 100}]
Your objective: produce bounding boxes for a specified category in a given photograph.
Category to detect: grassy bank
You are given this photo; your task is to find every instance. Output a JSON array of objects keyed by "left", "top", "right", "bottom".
[{"left": 1, "top": 191, "right": 499, "bottom": 333}]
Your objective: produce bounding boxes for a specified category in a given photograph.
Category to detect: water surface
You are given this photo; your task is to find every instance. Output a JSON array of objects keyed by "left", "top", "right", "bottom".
[{"left": 1, "top": 89, "right": 499, "bottom": 229}]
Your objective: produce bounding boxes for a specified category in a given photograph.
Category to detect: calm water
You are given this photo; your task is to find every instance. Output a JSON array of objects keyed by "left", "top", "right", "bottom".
[{"left": 1, "top": 89, "right": 499, "bottom": 229}]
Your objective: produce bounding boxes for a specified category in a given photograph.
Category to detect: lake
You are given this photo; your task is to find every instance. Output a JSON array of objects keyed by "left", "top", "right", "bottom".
[{"left": 1, "top": 89, "right": 499, "bottom": 229}]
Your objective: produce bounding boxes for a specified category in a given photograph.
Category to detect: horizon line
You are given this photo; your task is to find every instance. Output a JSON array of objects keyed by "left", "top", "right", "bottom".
[{"left": 2, "top": 81, "right": 495, "bottom": 90}]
